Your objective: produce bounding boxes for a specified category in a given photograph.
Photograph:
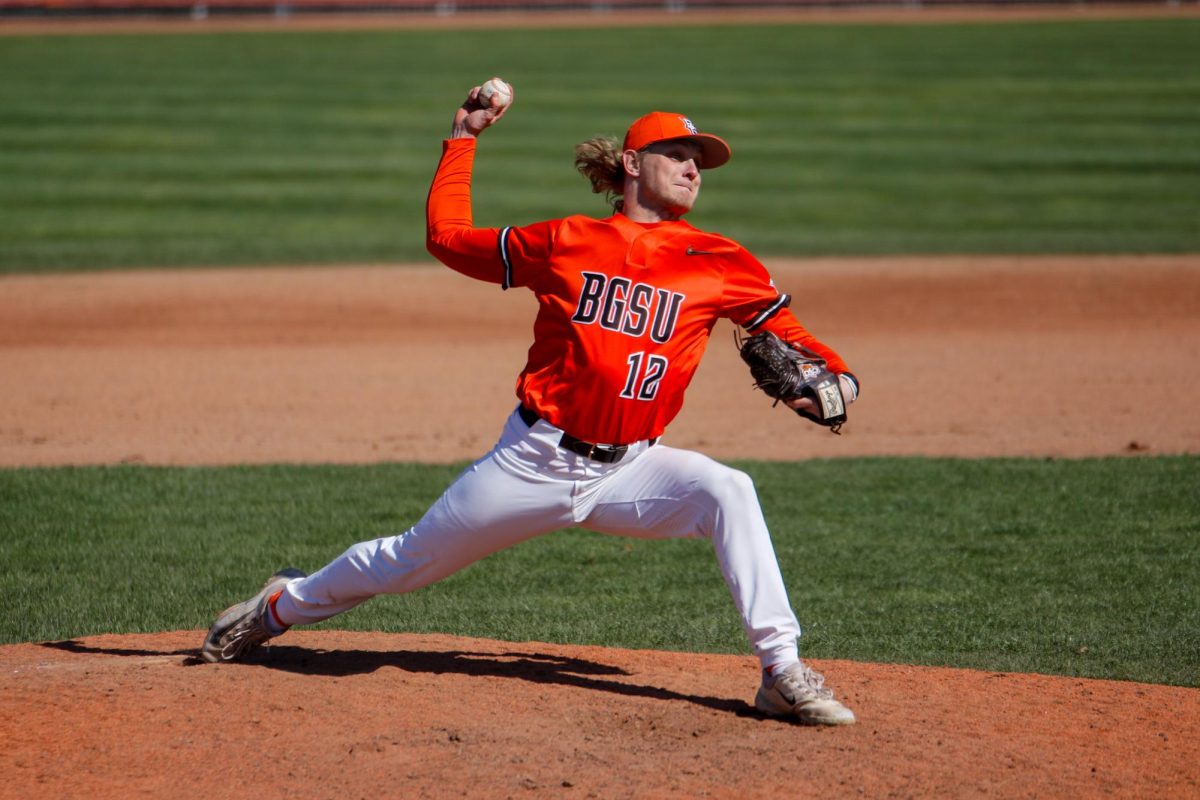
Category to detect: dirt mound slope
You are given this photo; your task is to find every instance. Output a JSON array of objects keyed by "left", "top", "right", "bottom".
[{"left": 2, "top": 630, "right": 1197, "bottom": 799}]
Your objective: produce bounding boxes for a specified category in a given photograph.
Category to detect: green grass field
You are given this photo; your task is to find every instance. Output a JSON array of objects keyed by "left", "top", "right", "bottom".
[
  {"left": 1, "top": 18, "right": 1199, "bottom": 272},
  {"left": 2, "top": 17, "right": 1197, "bottom": 690},
  {"left": 2, "top": 458, "right": 1197, "bottom": 686}
]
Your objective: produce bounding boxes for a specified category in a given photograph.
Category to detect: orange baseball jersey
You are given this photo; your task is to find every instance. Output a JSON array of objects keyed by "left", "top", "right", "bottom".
[{"left": 427, "top": 138, "right": 856, "bottom": 445}]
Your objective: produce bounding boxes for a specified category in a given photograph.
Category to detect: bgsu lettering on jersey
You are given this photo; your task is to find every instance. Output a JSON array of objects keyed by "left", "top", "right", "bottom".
[{"left": 570, "top": 271, "right": 685, "bottom": 344}]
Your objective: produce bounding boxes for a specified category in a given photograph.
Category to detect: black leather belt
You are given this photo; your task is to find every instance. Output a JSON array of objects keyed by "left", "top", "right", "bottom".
[{"left": 518, "top": 405, "right": 651, "bottom": 464}]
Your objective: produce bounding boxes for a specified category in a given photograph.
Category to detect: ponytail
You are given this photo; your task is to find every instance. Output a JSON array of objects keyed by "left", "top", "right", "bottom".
[{"left": 574, "top": 136, "right": 626, "bottom": 212}]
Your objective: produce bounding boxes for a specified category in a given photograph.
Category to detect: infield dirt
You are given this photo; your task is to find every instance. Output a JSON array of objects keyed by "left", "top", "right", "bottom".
[
  {"left": 2, "top": 254, "right": 1199, "bottom": 798},
  {"left": 2, "top": 256, "right": 1198, "bottom": 465}
]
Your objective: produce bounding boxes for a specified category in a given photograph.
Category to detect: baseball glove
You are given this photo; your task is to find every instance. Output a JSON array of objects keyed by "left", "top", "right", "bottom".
[{"left": 737, "top": 330, "right": 847, "bottom": 433}]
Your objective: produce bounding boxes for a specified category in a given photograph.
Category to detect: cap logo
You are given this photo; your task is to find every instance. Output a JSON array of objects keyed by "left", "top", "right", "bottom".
[{"left": 680, "top": 116, "right": 699, "bottom": 135}]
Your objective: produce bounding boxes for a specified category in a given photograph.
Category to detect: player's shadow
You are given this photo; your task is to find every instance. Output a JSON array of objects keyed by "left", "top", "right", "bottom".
[
  {"left": 38, "top": 639, "right": 758, "bottom": 718},
  {"left": 41, "top": 639, "right": 197, "bottom": 659},
  {"left": 249, "top": 644, "right": 759, "bottom": 717}
]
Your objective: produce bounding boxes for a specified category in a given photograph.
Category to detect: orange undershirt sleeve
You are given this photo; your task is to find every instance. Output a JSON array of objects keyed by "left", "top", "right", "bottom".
[{"left": 425, "top": 138, "right": 506, "bottom": 285}]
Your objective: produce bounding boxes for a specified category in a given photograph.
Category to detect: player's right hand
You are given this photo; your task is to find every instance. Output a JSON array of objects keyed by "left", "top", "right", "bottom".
[{"left": 451, "top": 81, "right": 513, "bottom": 139}]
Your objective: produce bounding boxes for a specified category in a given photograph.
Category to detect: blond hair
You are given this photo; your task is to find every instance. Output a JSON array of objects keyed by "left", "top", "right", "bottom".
[{"left": 574, "top": 136, "right": 626, "bottom": 212}]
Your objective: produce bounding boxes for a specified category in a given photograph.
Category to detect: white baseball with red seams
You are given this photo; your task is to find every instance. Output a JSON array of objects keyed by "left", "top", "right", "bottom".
[{"left": 478, "top": 78, "right": 513, "bottom": 109}]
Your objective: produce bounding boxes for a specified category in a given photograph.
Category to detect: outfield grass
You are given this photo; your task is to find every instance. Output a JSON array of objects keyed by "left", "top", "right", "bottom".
[
  {"left": 1, "top": 18, "right": 1198, "bottom": 273},
  {"left": 2, "top": 456, "right": 1196, "bottom": 686}
]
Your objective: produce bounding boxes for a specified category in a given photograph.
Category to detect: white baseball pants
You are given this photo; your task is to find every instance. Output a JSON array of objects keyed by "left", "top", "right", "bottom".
[{"left": 274, "top": 406, "right": 804, "bottom": 670}]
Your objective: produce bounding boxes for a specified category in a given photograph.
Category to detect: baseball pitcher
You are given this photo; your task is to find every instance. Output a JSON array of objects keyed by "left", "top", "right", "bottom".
[{"left": 202, "top": 79, "right": 860, "bottom": 726}]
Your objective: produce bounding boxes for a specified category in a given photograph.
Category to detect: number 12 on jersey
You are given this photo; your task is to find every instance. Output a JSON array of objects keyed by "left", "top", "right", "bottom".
[{"left": 621, "top": 352, "right": 668, "bottom": 400}]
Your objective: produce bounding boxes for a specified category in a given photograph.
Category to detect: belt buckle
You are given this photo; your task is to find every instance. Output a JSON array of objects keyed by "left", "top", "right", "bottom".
[
  {"left": 559, "top": 432, "right": 627, "bottom": 463},
  {"left": 594, "top": 443, "right": 626, "bottom": 463}
]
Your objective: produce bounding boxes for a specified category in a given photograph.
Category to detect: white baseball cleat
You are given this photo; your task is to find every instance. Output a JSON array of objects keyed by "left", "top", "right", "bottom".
[
  {"left": 201, "top": 568, "right": 306, "bottom": 664},
  {"left": 755, "top": 661, "right": 857, "bottom": 726}
]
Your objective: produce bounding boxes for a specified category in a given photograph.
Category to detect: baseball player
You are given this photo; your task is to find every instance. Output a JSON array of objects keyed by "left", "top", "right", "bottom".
[{"left": 203, "top": 80, "right": 860, "bottom": 726}]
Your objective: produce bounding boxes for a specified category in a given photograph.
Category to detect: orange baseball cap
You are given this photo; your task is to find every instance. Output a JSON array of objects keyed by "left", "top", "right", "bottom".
[{"left": 623, "top": 111, "right": 731, "bottom": 170}]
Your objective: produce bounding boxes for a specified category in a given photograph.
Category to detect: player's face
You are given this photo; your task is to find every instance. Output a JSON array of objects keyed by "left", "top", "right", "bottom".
[{"left": 633, "top": 140, "right": 703, "bottom": 219}]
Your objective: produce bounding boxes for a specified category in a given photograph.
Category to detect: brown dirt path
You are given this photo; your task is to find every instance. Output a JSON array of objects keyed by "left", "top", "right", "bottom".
[
  {"left": 2, "top": 256, "right": 1198, "bottom": 466},
  {"left": 2, "top": 255, "right": 1199, "bottom": 798}
]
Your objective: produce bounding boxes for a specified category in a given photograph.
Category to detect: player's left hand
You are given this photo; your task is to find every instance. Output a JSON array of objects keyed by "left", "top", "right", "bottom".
[
  {"left": 451, "top": 80, "right": 514, "bottom": 138},
  {"left": 785, "top": 396, "right": 815, "bottom": 412},
  {"left": 838, "top": 374, "right": 857, "bottom": 405},
  {"left": 784, "top": 374, "right": 855, "bottom": 412}
]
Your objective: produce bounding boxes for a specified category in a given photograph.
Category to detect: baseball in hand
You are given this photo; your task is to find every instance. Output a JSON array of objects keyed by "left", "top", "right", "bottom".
[{"left": 478, "top": 78, "right": 513, "bottom": 110}]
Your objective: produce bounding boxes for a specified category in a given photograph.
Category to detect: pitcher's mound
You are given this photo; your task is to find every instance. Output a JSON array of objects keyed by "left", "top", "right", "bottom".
[{"left": 2, "top": 630, "right": 1197, "bottom": 798}]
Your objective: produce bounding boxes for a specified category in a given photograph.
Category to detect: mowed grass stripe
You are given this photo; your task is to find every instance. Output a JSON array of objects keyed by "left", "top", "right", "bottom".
[{"left": 1, "top": 19, "right": 1198, "bottom": 272}]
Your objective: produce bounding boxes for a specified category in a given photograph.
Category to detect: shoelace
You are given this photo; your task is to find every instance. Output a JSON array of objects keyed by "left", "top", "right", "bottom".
[
  {"left": 777, "top": 663, "right": 834, "bottom": 700},
  {"left": 220, "top": 617, "right": 269, "bottom": 660}
]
